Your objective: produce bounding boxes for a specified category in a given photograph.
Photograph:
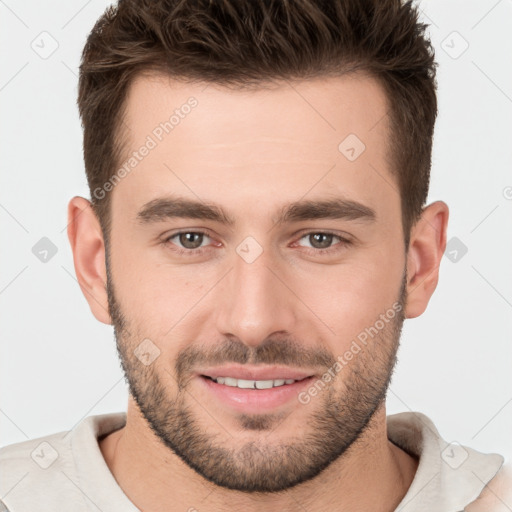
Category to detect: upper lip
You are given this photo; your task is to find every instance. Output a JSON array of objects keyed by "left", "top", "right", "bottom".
[{"left": 197, "top": 365, "right": 315, "bottom": 381}]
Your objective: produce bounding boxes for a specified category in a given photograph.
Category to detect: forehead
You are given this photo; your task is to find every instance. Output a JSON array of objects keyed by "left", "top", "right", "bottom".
[
  {"left": 122, "top": 71, "right": 389, "bottom": 149},
  {"left": 113, "top": 72, "right": 396, "bottom": 225}
]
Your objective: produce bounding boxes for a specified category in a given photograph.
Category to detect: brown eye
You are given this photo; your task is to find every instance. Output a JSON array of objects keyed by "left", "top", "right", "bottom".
[
  {"left": 178, "top": 232, "right": 205, "bottom": 249},
  {"left": 295, "top": 231, "right": 352, "bottom": 254},
  {"left": 163, "top": 231, "right": 214, "bottom": 253},
  {"left": 308, "top": 233, "right": 334, "bottom": 249}
]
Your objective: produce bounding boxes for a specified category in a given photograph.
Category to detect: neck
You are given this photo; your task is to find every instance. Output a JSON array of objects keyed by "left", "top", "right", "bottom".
[{"left": 100, "top": 398, "right": 417, "bottom": 512}]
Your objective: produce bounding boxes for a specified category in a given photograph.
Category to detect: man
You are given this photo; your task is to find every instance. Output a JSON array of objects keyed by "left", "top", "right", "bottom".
[{"left": 1, "top": 0, "right": 510, "bottom": 510}]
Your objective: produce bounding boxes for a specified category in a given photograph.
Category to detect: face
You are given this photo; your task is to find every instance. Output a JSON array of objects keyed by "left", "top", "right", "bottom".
[{"left": 105, "top": 73, "right": 408, "bottom": 492}]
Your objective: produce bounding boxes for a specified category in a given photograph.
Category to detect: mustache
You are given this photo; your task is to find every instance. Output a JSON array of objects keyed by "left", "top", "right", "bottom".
[{"left": 175, "top": 336, "right": 336, "bottom": 385}]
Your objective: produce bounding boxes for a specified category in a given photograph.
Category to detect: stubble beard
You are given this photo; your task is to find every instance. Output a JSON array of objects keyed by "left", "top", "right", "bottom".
[{"left": 106, "top": 257, "right": 406, "bottom": 492}]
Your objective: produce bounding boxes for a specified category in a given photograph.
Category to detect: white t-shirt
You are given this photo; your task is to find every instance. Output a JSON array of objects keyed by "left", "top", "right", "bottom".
[{"left": 0, "top": 411, "right": 509, "bottom": 511}]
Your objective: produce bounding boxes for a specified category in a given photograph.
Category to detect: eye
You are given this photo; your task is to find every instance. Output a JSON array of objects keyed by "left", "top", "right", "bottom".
[
  {"left": 162, "top": 230, "right": 215, "bottom": 255},
  {"left": 161, "top": 229, "right": 352, "bottom": 258},
  {"left": 295, "top": 231, "right": 351, "bottom": 253}
]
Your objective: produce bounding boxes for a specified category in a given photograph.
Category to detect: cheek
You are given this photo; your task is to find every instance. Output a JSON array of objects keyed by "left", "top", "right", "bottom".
[
  {"left": 114, "top": 267, "right": 211, "bottom": 340},
  {"left": 108, "top": 234, "right": 209, "bottom": 337},
  {"left": 291, "top": 249, "right": 404, "bottom": 349}
]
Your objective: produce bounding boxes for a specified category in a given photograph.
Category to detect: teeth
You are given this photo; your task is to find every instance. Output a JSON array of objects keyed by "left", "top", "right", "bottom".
[
  {"left": 255, "top": 380, "right": 274, "bottom": 389},
  {"left": 211, "top": 377, "right": 299, "bottom": 389},
  {"left": 237, "top": 379, "right": 256, "bottom": 389}
]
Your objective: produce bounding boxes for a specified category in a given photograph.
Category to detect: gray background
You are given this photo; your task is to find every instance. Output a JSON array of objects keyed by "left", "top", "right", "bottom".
[{"left": 1, "top": 0, "right": 511, "bottom": 464}]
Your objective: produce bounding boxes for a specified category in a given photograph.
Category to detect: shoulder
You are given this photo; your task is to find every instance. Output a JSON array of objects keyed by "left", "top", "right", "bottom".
[
  {"left": 0, "top": 429, "right": 69, "bottom": 477},
  {"left": 465, "top": 462, "right": 512, "bottom": 512},
  {"left": 387, "top": 411, "right": 508, "bottom": 510},
  {"left": 0, "top": 414, "right": 126, "bottom": 512},
  {"left": 0, "top": 429, "right": 78, "bottom": 511}
]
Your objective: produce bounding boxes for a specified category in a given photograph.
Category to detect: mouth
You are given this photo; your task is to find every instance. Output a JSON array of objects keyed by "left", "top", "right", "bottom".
[
  {"left": 196, "top": 366, "right": 316, "bottom": 412},
  {"left": 203, "top": 375, "right": 308, "bottom": 389}
]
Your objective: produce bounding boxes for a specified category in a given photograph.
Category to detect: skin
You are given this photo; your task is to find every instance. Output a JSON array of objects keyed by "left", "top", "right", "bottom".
[{"left": 67, "top": 72, "right": 448, "bottom": 511}]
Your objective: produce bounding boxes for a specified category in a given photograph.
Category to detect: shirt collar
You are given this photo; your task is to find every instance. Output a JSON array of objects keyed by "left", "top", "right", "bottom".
[
  {"left": 387, "top": 411, "right": 504, "bottom": 511},
  {"left": 73, "top": 411, "right": 504, "bottom": 512}
]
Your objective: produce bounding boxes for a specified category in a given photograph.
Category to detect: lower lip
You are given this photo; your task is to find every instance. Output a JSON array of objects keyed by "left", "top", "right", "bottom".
[{"left": 198, "top": 375, "right": 314, "bottom": 413}]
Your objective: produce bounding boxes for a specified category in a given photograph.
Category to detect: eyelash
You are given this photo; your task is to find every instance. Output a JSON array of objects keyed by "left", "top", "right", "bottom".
[{"left": 161, "top": 229, "right": 352, "bottom": 257}]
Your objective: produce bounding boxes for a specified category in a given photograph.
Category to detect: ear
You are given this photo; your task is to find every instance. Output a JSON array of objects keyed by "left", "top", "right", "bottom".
[
  {"left": 405, "top": 201, "right": 449, "bottom": 319},
  {"left": 67, "top": 196, "right": 111, "bottom": 325}
]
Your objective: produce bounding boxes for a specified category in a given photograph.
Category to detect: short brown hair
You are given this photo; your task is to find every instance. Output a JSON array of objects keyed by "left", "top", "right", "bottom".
[{"left": 78, "top": 0, "right": 437, "bottom": 247}]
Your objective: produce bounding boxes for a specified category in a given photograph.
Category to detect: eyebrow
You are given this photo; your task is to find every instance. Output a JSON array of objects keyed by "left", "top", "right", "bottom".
[{"left": 136, "top": 196, "right": 376, "bottom": 226}]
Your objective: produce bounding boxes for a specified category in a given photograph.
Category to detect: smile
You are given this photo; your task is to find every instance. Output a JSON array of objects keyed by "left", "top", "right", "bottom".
[{"left": 205, "top": 376, "right": 303, "bottom": 389}]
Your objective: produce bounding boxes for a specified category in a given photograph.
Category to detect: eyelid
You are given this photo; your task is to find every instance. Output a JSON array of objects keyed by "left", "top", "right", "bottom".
[
  {"left": 292, "top": 228, "right": 353, "bottom": 244},
  {"left": 162, "top": 229, "right": 216, "bottom": 249},
  {"left": 295, "top": 227, "right": 351, "bottom": 238},
  {"left": 293, "top": 230, "right": 352, "bottom": 251},
  {"left": 161, "top": 228, "right": 353, "bottom": 260}
]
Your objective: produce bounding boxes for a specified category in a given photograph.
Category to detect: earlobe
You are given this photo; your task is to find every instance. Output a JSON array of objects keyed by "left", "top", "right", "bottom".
[
  {"left": 67, "top": 196, "right": 112, "bottom": 325},
  {"left": 404, "top": 201, "right": 449, "bottom": 319}
]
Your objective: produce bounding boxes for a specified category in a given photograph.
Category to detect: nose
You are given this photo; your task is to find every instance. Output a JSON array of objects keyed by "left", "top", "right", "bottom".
[{"left": 214, "top": 245, "right": 297, "bottom": 347}]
